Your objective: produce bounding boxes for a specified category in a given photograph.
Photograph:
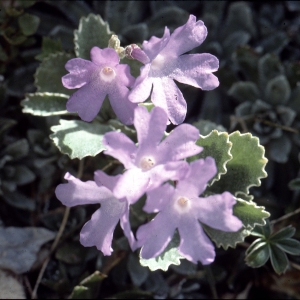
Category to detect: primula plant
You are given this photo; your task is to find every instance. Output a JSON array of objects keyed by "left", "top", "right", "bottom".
[{"left": 13, "top": 4, "right": 300, "bottom": 298}]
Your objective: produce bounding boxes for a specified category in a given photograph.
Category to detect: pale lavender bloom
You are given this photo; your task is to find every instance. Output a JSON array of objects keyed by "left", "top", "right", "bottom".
[
  {"left": 136, "top": 158, "right": 243, "bottom": 265},
  {"left": 62, "top": 47, "right": 137, "bottom": 124},
  {"left": 55, "top": 171, "right": 136, "bottom": 256},
  {"left": 129, "top": 15, "right": 219, "bottom": 125},
  {"left": 102, "top": 106, "right": 202, "bottom": 203}
]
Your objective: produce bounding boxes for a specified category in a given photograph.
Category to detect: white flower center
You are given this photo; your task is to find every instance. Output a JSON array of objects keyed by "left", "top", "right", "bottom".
[
  {"left": 151, "top": 54, "right": 165, "bottom": 70},
  {"left": 100, "top": 66, "right": 116, "bottom": 82},
  {"left": 139, "top": 156, "right": 155, "bottom": 171},
  {"left": 174, "top": 196, "right": 190, "bottom": 213}
]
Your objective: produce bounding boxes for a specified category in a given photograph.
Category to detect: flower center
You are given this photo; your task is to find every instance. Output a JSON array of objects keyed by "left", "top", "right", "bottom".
[
  {"left": 151, "top": 54, "right": 165, "bottom": 70},
  {"left": 174, "top": 196, "right": 190, "bottom": 213},
  {"left": 139, "top": 156, "right": 155, "bottom": 171},
  {"left": 100, "top": 66, "right": 116, "bottom": 82},
  {"left": 177, "top": 197, "right": 189, "bottom": 207}
]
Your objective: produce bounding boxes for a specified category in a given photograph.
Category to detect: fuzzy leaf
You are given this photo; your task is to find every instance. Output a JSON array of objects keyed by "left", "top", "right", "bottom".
[
  {"left": 50, "top": 120, "right": 112, "bottom": 159},
  {"left": 35, "top": 37, "right": 63, "bottom": 61},
  {"left": 265, "top": 75, "right": 291, "bottom": 105},
  {"left": 245, "top": 242, "right": 269, "bottom": 268},
  {"left": 193, "top": 120, "right": 226, "bottom": 136},
  {"left": 268, "top": 134, "right": 291, "bottom": 164},
  {"left": 74, "top": 14, "right": 113, "bottom": 60},
  {"left": 269, "top": 244, "right": 289, "bottom": 274},
  {"left": 275, "top": 239, "right": 300, "bottom": 256},
  {"left": 202, "top": 198, "right": 270, "bottom": 249},
  {"left": 270, "top": 226, "right": 296, "bottom": 241},
  {"left": 18, "top": 13, "right": 40, "bottom": 36},
  {"left": 34, "top": 52, "right": 74, "bottom": 96},
  {"left": 228, "top": 81, "right": 260, "bottom": 103},
  {"left": 21, "top": 92, "right": 69, "bottom": 116},
  {"left": 193, "top": 130, "right": 232, "bottom": 184},
  {"left": 0, "top": 227, "right": 55, "bottom": 274},
  {"left": 208, "top": 131, "right": 268, "bottom": 196},
  {"left": 139, "top": 231, "right": 184, "bottom": 271}
]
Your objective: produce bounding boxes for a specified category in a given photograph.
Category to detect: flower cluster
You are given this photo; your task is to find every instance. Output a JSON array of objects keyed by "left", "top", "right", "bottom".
[
  {"left": 56, "top": 15, "right": 242, "bottom": 265},
  {"left": 56, "top": 106, "right": 242, "bottom": 264}
]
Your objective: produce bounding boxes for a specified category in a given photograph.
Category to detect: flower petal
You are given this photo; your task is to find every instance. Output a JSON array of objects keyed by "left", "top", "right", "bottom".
[
  {"left": 120, "top": 204, "right": 137, "bottom": 251},
  {"left": 172, "top": 54, "right": 219, "bottom": 90},
  {"left": 128, "top": 65, "right": 153, "bottom": 103},
  {"left": 109, "top": 85, "right": 137, "bottom": 125},
  {"left": 116, "top": 64, "right": 135, "bottom": 87},
  {"left": 144, "top": 184, "right": 174, "bottom": 213},
  {"left": 142, "top": 27, "right": 170, "bottom": 60},
  {"left": 90, "top": 47, "right": 119, "bottom": 66},
  {"left": 162, "top": 15, "right": 207, "bottom": 57},
  {"left": 113, "top": 168, "right": 150, "bottom": 203},
  {"left": 134, "top": 106, "right": 167, "bottom": 153},
  {"left": 137, "top": 211, "right": 176, "bottom": 259},
  {"left": 94, "top": 170, "right": 121, "bottom": 192},
  {"left": 157, "top": 124, "right": 202, "bottom": 162},
  {"left": 151, "top": 77, "right": 187, "bottom": 125},
  {"left": 62, "top": 58, "right": 96, "bottom": 89},
  {"left": 195, "top": 192, "right": 243, "bottom": 232},
  {"left": 66, "top": 81, "right": 106, "bottom": 122},
  {"left": 102, "top": 131, "right": 137, "bottom": 169},
  {"left": 176, "top": 158, "right": 217, "bottom": 197},
  {"left": 80, "top": 195, "right": 126, "bottom": 255},
  {"left": 55, "top": 172, "right": 114, "bottom": 206},
  {"left": 178, "top": 218, "right": 215, "bottom": 264}
]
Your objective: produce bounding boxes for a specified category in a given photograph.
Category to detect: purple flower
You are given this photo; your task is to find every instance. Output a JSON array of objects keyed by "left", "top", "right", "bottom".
[
  {"left": 62, "top": 47, "right": 137, "bottom": 125},
  {"left": 55, "top": 171, "right": 136, "bottom": 256},
  {"left": 136, "top": 158, "right": 243, "bottom": 264},
  {"left": 102, "top": 106, "right": 202, "bottom": 203},
  {"left": 129, "top": 15, "right": 219, "bottom": 125}
]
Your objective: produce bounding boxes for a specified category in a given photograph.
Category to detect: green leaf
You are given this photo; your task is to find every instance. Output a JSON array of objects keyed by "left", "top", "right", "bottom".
[
  {"left": 3, "top": 27, "right": 27, "bottom": 45},
  {"left": 139, "top": 231, "right": 184, "bottom": 271},
  {"left": 288, "top": 178, "right": 300, "bottom": 190},
  {"left": 18, "top": 13, "right": 40, "bottom": 36},
  {"left": 208, "top": 131, "right": 268, "bottom": 196},
  {"left": 269, "top": 244, "right": 289, "bottom": 274},
  {"left": 252, "top": 222, "right": 271, "bottom": 239},
  {"left": 265, "top": 75, "right": 291, "bottom": 105},
  {"left": 108, "top": 119, "right": 137, "bottom": 143},
  {"left": 127, "top": 253, "right": 149, "bottom": 286},
  {"left": 245, "top": 238, "right": 265, "bottom": 255},
  {"left": 268, "top": 134, "right": 291, "bottom": 164},
  {"left": 245, "top": 243, "right": 269, "bottom": 268},
  {"left": 35, "top": 37, "right": 63, "bottom": 61},
  {"left": 192, "top": 120, "right": 226, "bottom": 136},
  {"left": 21, "top": 92, "right": 69, "bottom": 116},
  {"left": 274, "top": 239, "right": 300, "bottom": 255},
  {"left": 121, "top": 57, "right": 143, "bottom": 78},
  {"left": 50, "top": 120, "right": 112, "bottom": 159},
  {"left": 34, "top": 52, "right": 74, "bottom": 96},
  {"left": 270, "top": 226, "right": 296, "bottom": 241},
  {"left": 69, "top": 271, "right": 106, "bottom": 299},
  {"left": 13, "top": 165, "right": 35, "bottom": 185},
  {"left": 202, "top": 198, "right": 270, "bottom": 249},
  {"left": 74, "top": 14, "right": 113, "bottom": 60},
  {"left": 1, "top": 139, "right": 29, "bottom": 160},
  {"left": 228, "top": 81, "right": 260, "bottom": 103},
  {"left": 193, "top": 130, "right": 232, "bottom": 184},
  {"left": 2, "top": 190, "right": 36, "bottom": 211}
]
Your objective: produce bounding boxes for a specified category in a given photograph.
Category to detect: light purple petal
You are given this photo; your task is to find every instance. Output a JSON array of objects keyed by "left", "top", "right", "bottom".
[
  {"left": 162, "top": 15, "right": 207, "bottom": 57},
  {"left": 90, "top": 47, "right": 119, "bottom": 66},
  {"left": 66, "top": 81, "right": 106, "bottom": 122},
  {"left": 128, "top": 65, "right": 153, "bottom": 103},
  {"left": 62, "top": 58, "right": 96, "bottom": 89},
  {"left": 116, "top": 64, "right": 135, "bottom": 87},
  {"left": 176, "top": 158, "right": 217, "bottom": 197},
  {"left": 113, "top": 168, "right": 150, "bottom": 203},
  {"left": 144, "top": 184, "right": 174, "bottom": 213},
  {"left": 172, "top": 54, "right": 219, "bottom": 90},
  {"left": 142, "top": 27, "right": 171, "bottom": 61},
  {"left": 55, "top": 172, "right": 113, "bottom": 206},
  {"left": 134, "top": 106, "right": 167, "bottom": 153},
  {"left": 94, "top": 170, "right": 121, "bottom": 192},
  {"left": 137, "top": 211, "right": 176, "bottom": 259},
  {"left": 109, "top": 85, "right": 137, "bottom": 125},
  {"left": 102, "top": 131, "right": 137, "bottom": 169},
  {"left": 120, "top": 204, "right": 137, "bottom": 251},
  {"left": 151, "top": 77, "right": 187, "bottom": 125},
  {"left": 195, "top": 192, "right": 243, "bottom": 232},
  {"left": 178, "top": 218, "right": 215, "bottom": 264},
  {"left": 131, "top": 47, "right": 150, "bottom": 64},
  {"left": 157, "top": 124, "right": 202, "bottom": 162},
  {"left": 80, "top": 195, "right": 126, "bottom": 255}
]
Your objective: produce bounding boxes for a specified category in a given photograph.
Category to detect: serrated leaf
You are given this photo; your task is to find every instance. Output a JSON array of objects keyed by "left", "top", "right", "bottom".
[
  {"left": 74, "top": 14, "right": 113, "bottom": 60},
  {"left": 35, "top": 37, "right": 63, "bottom": 61},
  {"left": 193, "top": 130, "right": 232, "bottom": 184},
  {"left": 18, "top": 13, "right": 40, "bottom": 36},
  {"left": 34, "top": 52, "right": 74, "bottom": 96},
  {"left": 50, "top": 120, "right": 112, "bottom": 159},
  {"left": 208, "top": 131, "right": 268, "bottom": 196},
  {"left": 228, "top": 81, "right": 260, "bottom": 103},
  {"left": 275, "top": 239, "right": 300, "bottom": 256},
  {"left": 245, "top": 243, "right": 269, "bottom": 268},
  {"left": 193, "top": 120, "right": 226, "bottom": 136},
  {"left": 21, "top": 92, "right": 69, "bottom": 116},
  {"left": 270, "top": 226, "right": 296, "bottom": 241},
  {"left": 140, "top": 231, "right": 184, "bottom": 271},
  {"left": 269, "top": 244, "right": 289, "bottom": 274},
  {"left": 202, "top": 198, "right": 270, "bottom": 249},
  {"left": 0, "top": 227, "right": 55, "bottom": 274}
]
